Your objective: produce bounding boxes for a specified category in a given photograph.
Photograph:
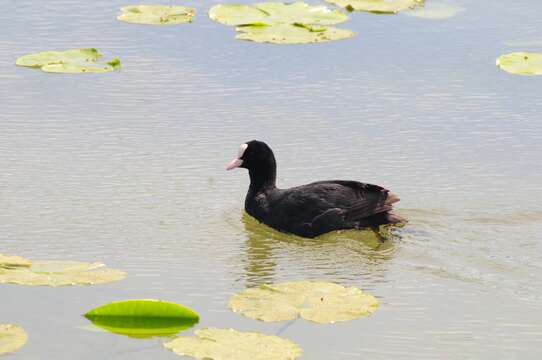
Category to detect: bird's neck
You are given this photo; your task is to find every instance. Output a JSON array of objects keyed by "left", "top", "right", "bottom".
[{"left": 248, "top": 159, "right": 277, "bottom": 195}]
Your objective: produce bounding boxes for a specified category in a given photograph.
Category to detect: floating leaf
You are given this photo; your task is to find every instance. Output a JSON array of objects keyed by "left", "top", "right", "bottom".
[
  {"left": 85, "top": 299, "right": 198, "bottom": 337},
  {"left": 404, "top": 2, "right": 464, "bottom": 19},
  {"left": 0, "top": 324, "right": 27, "bottom": 355},
  {"left": 236, "top": 23, "right": 355, "bottom": 44},
  {"left": 209, "top": 2, "right": 348, "bottom": 26},
  {"left": 496, "top": 52, "right": 542, "bottom": 76},
  {"left": 86, "top": 316, "right": 197, "bottom": 338},
  {"left": 326, "top": 0, "right": 424, "bottom": 14},
  {"left": 0, "top": 260, "right": 126, "bottom": 286},
  {"left": 229, "top": 280, "right": 378, "bottom": 324},
  {"left": 0, "top": 254, "right": 32, "bottom": 269},
  {"left": 164, "top": 328, "right": 302, "bottom": 360},
  {"left": 118, "top": 5, "right": 195, "bottom": 25},
  {"left": 209, "top": 2, "right": 354, "bottom": 44},
  {"left": 16, "top": 48, "right": 120, "bottom": 73}
]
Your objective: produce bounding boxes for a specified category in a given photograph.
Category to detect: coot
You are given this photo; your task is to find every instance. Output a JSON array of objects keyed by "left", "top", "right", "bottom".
[{"left": 226, "top": 140, "right": 405, "bottom": 238}]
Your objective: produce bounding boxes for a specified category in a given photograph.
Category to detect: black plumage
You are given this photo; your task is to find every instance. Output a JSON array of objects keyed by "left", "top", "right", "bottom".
[{"left": 227, "top": 140, "right": 405, "bottom": 238}]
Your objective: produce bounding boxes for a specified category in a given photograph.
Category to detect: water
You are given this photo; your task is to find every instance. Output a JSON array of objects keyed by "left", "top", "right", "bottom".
[{"left": 1, "top": 0, "right": 542, "bottom": 358}]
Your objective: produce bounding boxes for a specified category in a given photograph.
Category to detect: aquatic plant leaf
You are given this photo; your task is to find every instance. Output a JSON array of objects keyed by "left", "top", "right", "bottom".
[
  {"left": 209, "top": 4, "right": 268, "bottom": 25},
  {"left": 85, "top": 299, "right": 199, "bottom": 320},
  {"left": 164, "top": 328, "right": 302, "bottom": 360},
  {"left": 16, "top": 48, "right": 120, "bottom": 73},
  {"left": 16, "top": 48, "right": 101, "bottom": 67},
  {"left": 496, "top": 52, "right": 542, "bottom": 75},
  {"left": 326, "top": 0, "right": 424, "bottom": 14},
  {"left": 0, "top": 254, "right": 32, "bottom": 269},
  {"left": 42, "top": 59, "right": 121, "bottom": 73},
  {"left": 0, "top": 324, "right": 27, "bottom": 355},
  {"left": 209, "top": 2, "right": 348, "bottom": 26},
  {"left": 404, "top": 2, "right": 464, "bottom": 19},
  {"left": 30, "top": 261, "right": 104, "bottom": 273},
  {"left": 0, "top": 260, "right": 126, "bottom": 286},
  {"left": 229, "top": 280, "right": 378, "bottom": 323},
  {"left": 85, "top": 299, "right": 198, "bottom": 337},
  {"left": 236, "top": 23, "right": 355, "bottom": 44},
  {"left": 118, "top": 5, "right": 195, "bottom": 25},
  {"left": 85, "top": 316, "right": 197, "bottom": 338}
]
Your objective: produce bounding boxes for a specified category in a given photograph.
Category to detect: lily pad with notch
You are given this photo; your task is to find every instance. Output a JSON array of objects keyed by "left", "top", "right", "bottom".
[
  {"left": 229, "top": 280, "right": 378, "bottom": 324},
  {"left": 209, "top": 2, "right": 354, "bottom": 44},
  {"left": 16, "top": 48, "right": 120, "bottom": 73},
  {"left": 118, "top": 5, "right": 196, "bottom": 25},
  {"left": 84, "top": 299, "right": 199, "bottom": 338},
  {"left": 164, "top": 327, "right": 302, "bottom": 360},
  {"left": 0, "top": 256, "right": 126, "bottom": 286},
  {"left": 236, "top": 23, "right": 355, "bottom": 44}
]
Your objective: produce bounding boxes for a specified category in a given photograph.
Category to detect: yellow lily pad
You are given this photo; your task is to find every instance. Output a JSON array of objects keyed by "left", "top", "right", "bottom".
[
  {"left": 118, "top": 5, "right": 195, "bottom": 25},
  {"left": 209, "top": 2, "right": 349, "bottom": 26},
  {"left": 209, "top": 2, "right": 354, "bottom": 44},
  {"left": 0, "top": 254, "right": 32, "bottom": 269},
  {"left": 0, "top": 324, "right": 27, "bottom": 355},
  {"left": 0, "top": 260, "right": 126, "bottom": 286},
  {"left": 164, "top": 328, "right": 302, "bottom": 360},
  {"left": 326, "top": 0, "right": 424, "bottom": 14},
  {"left": 496, "top": 52, "right": 542, "bottom": 76},
  {"left": 16, "top": 48, "right": 120, "bottom": 73},
  {"left": 229, "top": 280, "right": 378, "bottom": 324},
  {"left": 236, "top": 23, "right": 355, "bottom": 44}
]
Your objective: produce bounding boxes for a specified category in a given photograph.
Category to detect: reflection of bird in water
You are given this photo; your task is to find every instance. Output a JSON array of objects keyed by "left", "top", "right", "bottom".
[
  {"left": 241, "top": 212, "right": 399, "bottom": 288},
  {"left": 227, "top": 140, "right": 406, "bottom": 239}
]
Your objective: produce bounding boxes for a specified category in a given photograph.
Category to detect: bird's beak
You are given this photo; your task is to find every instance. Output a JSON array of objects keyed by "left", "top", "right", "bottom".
[{"left": 226, "top": 158, "right": 243, "bottom": 170}]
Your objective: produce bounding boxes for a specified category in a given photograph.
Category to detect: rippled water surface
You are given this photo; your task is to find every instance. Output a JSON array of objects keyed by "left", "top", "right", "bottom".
[{"left": 1, "top": 0, "right": 542, "bottom": 359}]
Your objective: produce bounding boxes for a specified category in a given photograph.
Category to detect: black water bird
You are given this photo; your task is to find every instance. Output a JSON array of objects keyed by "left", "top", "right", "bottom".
[{"left": 226, "top": 140, "right": 405, "bottom": 238}]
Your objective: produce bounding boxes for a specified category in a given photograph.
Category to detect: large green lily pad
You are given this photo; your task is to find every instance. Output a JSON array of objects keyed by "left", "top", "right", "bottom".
[
  {"left": 326, "top": 0, "right": 424, "bottom": 14},
  {"left": 0, "top": 259, "right": 126, "bottom": 286},
  {"left": 0, "top": 324, "right": 27, "bottom": 355},
  {"left": 0, "top": 254, "right": 32, "bottom": 269},
  {"left": 16, "top": 48, "right": 120, "bottom": 73},
  {"left": 496, "top": 52, "right": 542, "bottom": 75},
  {"left": 236, "top": 23, "right": 355, "bottom": 44},
  {"left": 210, "top": 2, "right": 348, "bottom": 26},
  {"left": 229, "top": 280, "right": 378, "bottom": 324},
  {"left": 209, "top": 2, "right": 354, "bottom": 44},
  {"left": 164, "top": 328, "right": 303, "bottom": 360},
  {"left": 118, "top": 5, "right": 195, "bottom": 25},
  {"left": 85, "top": 299, "right": 199, "bottom": 337}
]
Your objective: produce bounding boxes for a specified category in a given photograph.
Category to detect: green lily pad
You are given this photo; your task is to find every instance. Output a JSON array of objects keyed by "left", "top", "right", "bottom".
[
  {"left": 229, "top": 280, "right": 378, "bottom": 324},
  {"left": 0, "top": 254, "right": 32, "bottom": 269},
  {"left": 405, "top": 2, "right": 464, "bottom": 19},
  {"left": 0, "top": 260, "right": 126, "bottom": 286},
  {"left": 496, "top": 52, "right": 542, "bottom": 76},
  {"left": 236, "top": 23, "right": 355, "bottom": 44},
  {"left": 210, "top": 2, "right": 348, "bottom": 26},
  {"left": 164, "top": 328, "right": 302, "bottom": 360},
  {"left": 16, "top": 48, "right": 120, "bottom": 73},
  {"left": 326, "top": 0, "right": 424, "bottom": 14},
  {"left": 0, "top": 324, "right": 27, "bottom": 355},
  {"left": 85, "top": 299, "right": 199, "bottom": 337},
  {"left": 209, "top": 2, "right": 353, "bottom": 44},
  {"left": 118, "top": 5, "right": 195, "bottom": 25}
]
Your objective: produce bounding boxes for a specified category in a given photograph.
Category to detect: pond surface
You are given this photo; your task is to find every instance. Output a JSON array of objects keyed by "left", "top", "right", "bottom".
[{"left": 1, "top": 0, "right": 541, "bottom": 359}]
